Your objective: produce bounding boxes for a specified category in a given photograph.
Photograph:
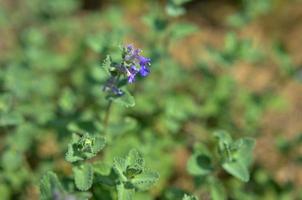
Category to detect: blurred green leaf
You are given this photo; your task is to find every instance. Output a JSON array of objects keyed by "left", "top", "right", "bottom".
[{"left": 73, "top": 163, "right": 94, "bottom": 191}]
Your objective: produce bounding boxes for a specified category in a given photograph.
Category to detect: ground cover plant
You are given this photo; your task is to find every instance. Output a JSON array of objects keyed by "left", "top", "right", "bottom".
[{"left": 0, "top": 0, "right": 302, "bottom": 199}]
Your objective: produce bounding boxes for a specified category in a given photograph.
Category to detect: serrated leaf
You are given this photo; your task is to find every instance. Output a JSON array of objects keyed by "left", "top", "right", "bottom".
[
  {"left": 40, "top": 171, "right": 64, "bottom": 200},
  {"left": 131, "top": 170, "right": 159, "bottom": 191},
  {"left": 92, "top": 136, "right": 106, "bottom": 154},
  {"left": 126, "top": 149, "right": 144, "bottom": 169},
  {"left": 65, "top": 133, "right": 106, "bottom": 163},
  {"left": 65, "top": 144, "right": 84, "bottom": 163},
  {"left": 102, "top": 55, "right": 112, "bottom": 76},
  {"left": 117, "top": 183, "right": 135, "bottom": 200},
  {"left": 73, "top": 163, "right": 94, "bottom": 191},
  {"left": 113, "top": 157, "right": 127, "bottom": 181}
]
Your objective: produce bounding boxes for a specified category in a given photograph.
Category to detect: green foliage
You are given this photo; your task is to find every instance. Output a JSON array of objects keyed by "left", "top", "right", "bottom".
[
  {"left": 187, "top": 144, "right": 213, "bottom": 176},
  {"left": 0, "top": 0, "right": 298, "bottom": 199},
  {"left": 73, "top": 163, "right": 94, "bottom": 191},
  {"left": 40, "top": 171, "right": 91, "bottom": 200},
  {"left": 215, "top": 131, "right": 256, "bottom": 182},
  {"left": 40, "top": 171, "right": 64, "bottom": 200},
  {"left": 113, "top": 149, "right": 159, "bottom": 199},
  {"left": 207, "top": 32, "right": 262, "bottom": 67},
  {"left": 228, "top": 0, "right": 273, "bottom": 27},
  {"left": 65, "top": 133, "right": 106, "bottom": 163}
]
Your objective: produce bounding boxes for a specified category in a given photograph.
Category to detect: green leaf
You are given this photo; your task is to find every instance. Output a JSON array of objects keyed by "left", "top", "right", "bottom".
[
  {"left": 131, "top": 169, "right": 159, "bottom": 191},
  {"left": 235, "top": 138, "right": 256, "bottom": 166},
  {"left": 222, "top": 161, "right": 250, "bottom": 182},
  {"left": 40, "top": 171, "right": 64, "bottom": 200},
  {"left": 182, "top": 194, "right": 199, "bottom": 200},
  {"left": 126, "top": 149, "right": 144, "bottom": 169},
  {"left": 209, "top": 177, "right": 226, "bottom": 200},
  {"left": 0, "top": 112, "right": 23, "bottom": 127},
  {"left": 91, "top": 136, "right": 106, "bottom": 154},
  {"left": 73, "top": 163, "right": 94, "bottom": 191},
  {"left": 102, "top": 55, "right": 112, "bottom": 76},
  {"left": 113, "top": 89, "right": 135, "bottom": 108},
  {"left": 113, "top": 157, "right": 128, "bottom": 181},
  {"left": 65, "top": 133, "right": 106, "bottom": 163},
  {"left": 187, "top": 143, "right": 213, "bottom": 176},
  {"left": 1, "top": 150, "right": 23, "bottom": 171},
  {"left": 187, "top": 154, "right": 212, "bottom": 176},
  {"left": 117, "top": 183, "right": 135, "bottom": 200}
]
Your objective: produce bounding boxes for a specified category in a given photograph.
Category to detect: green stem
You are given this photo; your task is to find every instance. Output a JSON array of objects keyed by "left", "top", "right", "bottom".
[{"left": 103, "top": 100, "right": 113, "bottom": 135}]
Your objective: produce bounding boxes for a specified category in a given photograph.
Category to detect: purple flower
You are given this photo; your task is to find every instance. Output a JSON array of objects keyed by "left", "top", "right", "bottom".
[
  {"left": 127, "top": 65, "right": 139, "bottom": 83},
  {"left": 103, "top": 77, "right": 124, "bottom": 96},
  {"left": 138, "top": 56, "right": 151, "bottom": 67},
  {"left": 123, "top": 44, "right": 151, "bottom": 83},
  {"left": 139, "top": 65, "right": 150, "bottom": 77}
]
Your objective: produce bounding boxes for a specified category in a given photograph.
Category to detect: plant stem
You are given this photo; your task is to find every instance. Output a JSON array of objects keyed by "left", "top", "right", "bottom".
[{"left": 103, "top": 100, "right": 113, "bottom": 135}]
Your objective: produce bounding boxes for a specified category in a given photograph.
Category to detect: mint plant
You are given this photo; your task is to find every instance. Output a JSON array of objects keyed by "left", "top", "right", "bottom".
[{"left": 39, "top": 45, "right": 159, "bottom": 200}]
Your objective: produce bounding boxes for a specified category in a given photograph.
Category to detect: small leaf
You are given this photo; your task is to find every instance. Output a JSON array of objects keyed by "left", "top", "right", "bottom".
[
  {"left": 222, "top": 161, "right": 249, "bottom": 182},
  {"left": 102, "top": 55, "right": 112, "bottom": 76},
  {"left": 40, "top": 171, "right": 64, "bottom": 200},
  {"left": 126, "top": 149, "right": 144, "bottom": 169},
  {"left": 65, "top": 144, "right": 83, "bottom": 163},
  {"left": 73, "top": 163, "right": 94, "bottom": 191},
  {"left": 113, "top": 157, "right": 128, "bottom": 181},
  {"left": 187, "top": 153, "right": 212, "bottom": 176},
  {"left": 65, "top": 133, "right": 106, "bottom": 163},
  {"left": 131, "top": 169, "right": 159, "bottom": 191},
  {"left": 91, "top": 136, "right": 106, "bottom": 154}
]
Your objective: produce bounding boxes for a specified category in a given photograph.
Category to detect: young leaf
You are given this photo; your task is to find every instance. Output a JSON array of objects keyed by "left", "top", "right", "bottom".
[
  {"left": 131, "top": 169, "right": 159, "bottom": 191},
  {"left": 126, "top": 149, "right": 144, "bottom": 170},
  {"left": 222, "top": 161, "right": 249, "bottom": 182},
  {"left": 215, "top": 131, "right": 256, "bottom": 182},
  {"left": 73, "top": 163, "right": 94, "bottom": 191},
  {"left": 113, "top": 157, "right": 128, "bottom": 182},
  {"left": 40, "top": 171, "right": 64, "bottom": 200},
  {"left": 65, "top": 133, "right": 106, "bottom": 163}
]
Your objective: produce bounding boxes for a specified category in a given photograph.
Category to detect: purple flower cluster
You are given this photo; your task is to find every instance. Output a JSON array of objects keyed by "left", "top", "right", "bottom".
[
  {"left": 123, "top": 44, "right": 151, "bottom": 83},
  {"left": 103, "top": 44, "right": 151, "bottom": 97}
]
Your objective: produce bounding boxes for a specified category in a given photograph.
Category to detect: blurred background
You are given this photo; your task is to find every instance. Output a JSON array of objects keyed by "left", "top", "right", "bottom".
[{"left": 1, "top": 0, "right": 302, "bottom": 199}]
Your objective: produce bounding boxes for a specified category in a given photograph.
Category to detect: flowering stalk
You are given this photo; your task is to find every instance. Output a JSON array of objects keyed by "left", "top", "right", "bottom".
[{"left": 102, "top": 44, "right": 151, "bottom": 133}]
